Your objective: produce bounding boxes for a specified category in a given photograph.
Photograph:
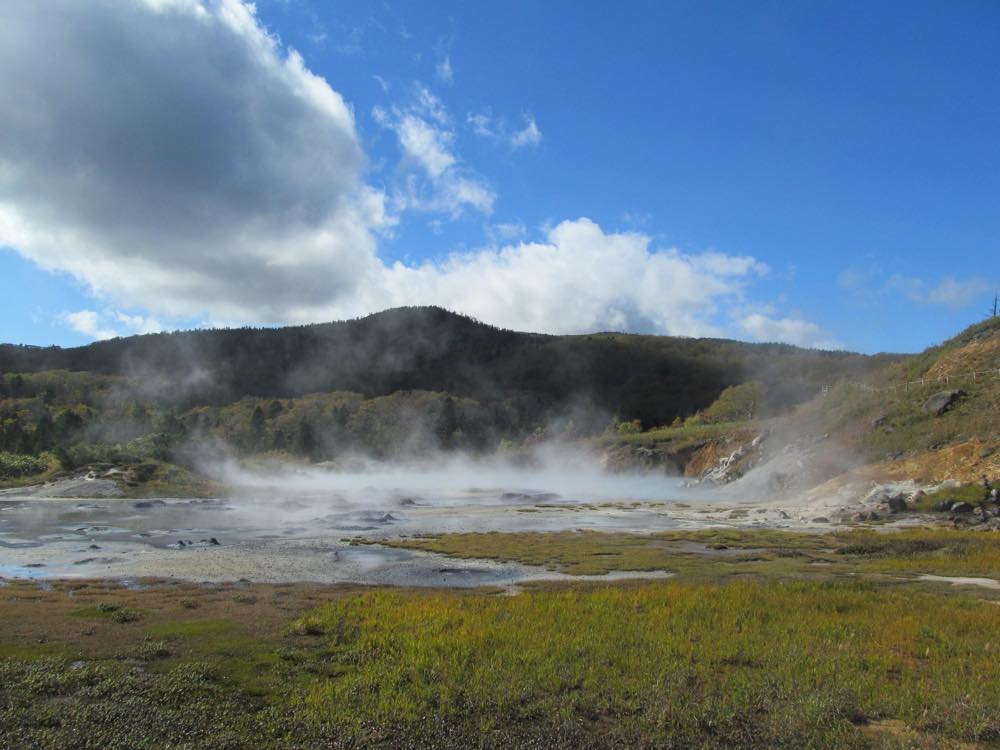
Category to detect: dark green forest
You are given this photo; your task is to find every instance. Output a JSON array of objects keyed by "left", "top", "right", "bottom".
[{"left": 0, "top": 307, "right": 894, "bottom": 474}]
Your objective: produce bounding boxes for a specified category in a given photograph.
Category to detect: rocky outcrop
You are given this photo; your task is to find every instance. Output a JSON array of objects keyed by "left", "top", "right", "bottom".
[
  {"left": 866, "top": 486, "right": 912, "bottom": 513},
  {"left": 923, "top": 389, "right": 966, "bottom": 416}
]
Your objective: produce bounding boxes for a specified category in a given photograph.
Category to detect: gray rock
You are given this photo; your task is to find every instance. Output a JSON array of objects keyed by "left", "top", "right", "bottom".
[
  {"left": 886, "top": 494, "right": 908, "bottom": 513},
  {"left": 923, "top": 389, "right": 966, "bottom": 417},
  {"left": 933, "top": 499, "right": 954, "bottom": 512},
  {"left": 811, "top": 516, "right": 831, "bottom": 524},
  {"left": 133, "top": 500, "right": 166, "bottom": 509},
  {"left": 951, "top": 502, "right": 974, "bottom": 514}
]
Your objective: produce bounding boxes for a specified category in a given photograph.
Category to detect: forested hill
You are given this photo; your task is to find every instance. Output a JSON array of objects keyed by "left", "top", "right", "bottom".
[{"left": 0, "top": 306, "right": 893, "bottom": 426}]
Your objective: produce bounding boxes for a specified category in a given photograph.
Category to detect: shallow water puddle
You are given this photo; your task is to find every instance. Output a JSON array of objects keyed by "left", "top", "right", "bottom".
[{"left": 0, "top": 477, "right": 733, "bottom": 585}]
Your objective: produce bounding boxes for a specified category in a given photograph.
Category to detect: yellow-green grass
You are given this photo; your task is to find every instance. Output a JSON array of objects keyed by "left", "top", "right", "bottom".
[
  {"left": 296, "top": 580, "right": 1000, "bottom": 746},
  {"left": 369, "top": 527, "right": 1000, "bottom": 582},
  {"left": 120, "top": 461, "right": 225, "bottom": 498},
  {"left": 910, "top": 482, "right": 997, "bottom": 512},
  {"left": 7, "top": 558, "right": 1000, "bottom": 746},
  {"left": 606, "top": 419, "right": 760, "bottom": 447}
]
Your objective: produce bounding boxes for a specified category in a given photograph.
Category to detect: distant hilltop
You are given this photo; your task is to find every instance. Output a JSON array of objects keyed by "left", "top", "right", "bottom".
[{"left": 0, "top": 306, "right": 889, "bottom": 428}]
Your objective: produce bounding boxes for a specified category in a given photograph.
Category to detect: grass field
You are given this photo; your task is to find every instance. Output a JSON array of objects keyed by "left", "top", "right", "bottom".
[
  {"left": 6, "top": 528, "right": 1000, "bottom": 747},
  {"left": 366, "top": 526, "right": 1000, "bottom": 579}
]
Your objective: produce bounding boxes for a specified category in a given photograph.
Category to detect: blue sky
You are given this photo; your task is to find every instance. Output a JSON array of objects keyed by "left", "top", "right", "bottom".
[{"left": 0, "top": 0, "right": 997, "bottom": 353}]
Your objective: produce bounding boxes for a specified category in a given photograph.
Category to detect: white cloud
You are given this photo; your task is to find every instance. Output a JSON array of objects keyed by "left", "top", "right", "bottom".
[
  {"left": 467, "top": 111, "right": 496, "bottom": 138},
  {"left": 435, "top": 55, "right": 453, "bottom": 83},
  {"left": 837, "top": 264, "right": 881, "bottom": 292},
  {"left": 1, "top": 0, "right": 815, "bottom": 346},
  {"left": 349, "top": 218, "right": 769, "bottom": 336},
  {"left": 510, "top": 115, "right": 542, "bottom": 148},
  {"left": 485, "top": 221, "right": 527, "bottom": 244},
  {"left": 375, "top": 85, "right": 495, "bottom": 217},
  {"left": 394, "top": 114, "right": 456, "bottom": 177},
  {"left": 62, "top": 311, "right": 119, "bottom": 341},
  {"left": 737, "top": 313, "right": 840, "bottom": 350},
  {"left": 886, "top": 274, "right": 993, "bottom": 309},
  {"left": 925, "top": 277, "right": 993, "bottom": 308},
  {"left": 0, "top": 0, "right": 389, "bottom": 325},
  {"left": 62, "top": 309, "right": 163, "bottom": 341},
  {"left": 468, "top": 110, "right": 542, "bottom": 149}
]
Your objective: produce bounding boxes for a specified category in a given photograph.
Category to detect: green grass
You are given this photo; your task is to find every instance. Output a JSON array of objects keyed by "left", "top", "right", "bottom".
[
  {"left": 911, "top": 482, "right": 996, "bottom": 512},
  {"left": 70, "top": 603, "right": 145, "bottom": 622},
  {"left": 145, "top": 618, "right": 293, "bottom": 698},
  {"left": 361, "top": 528, "right": 831, "bottom": 576},
  {"left": 607, "top": 419, "right": 760, "bottom": 447},
  {"left": 11, "top": 528, "right": 1000, "bottom": 746},
  {"left": 8, "top": 576, "right": 1000, "bottom": 747},
  {"left": 369, "top": 527, "right": 1000, "bottom": 582},
  {"left": 294, "top": 581, "right": 1000, "bottom": 747},
  {"left": 122, "top": 461, "right": 225, "bottom": 498}
]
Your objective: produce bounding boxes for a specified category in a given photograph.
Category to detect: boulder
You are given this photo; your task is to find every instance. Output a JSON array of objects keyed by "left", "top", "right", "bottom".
[
  {"left": 923, "top": 389, "right": 966, "bottom": 416},
  {"left": 933, "top": 499, "right": 954, "bottom": 512},
  {"left": 886, "top": 494, "right": 908, "bottom": 513},
  {"left": 811, "top": 516, "right": 831, "bottom": 524},
  {"left": 852, "top": 510, "right": 879, "bottom": 522},
  {"left": 951, "top": 502, "right": 974, "bottom": 514}
]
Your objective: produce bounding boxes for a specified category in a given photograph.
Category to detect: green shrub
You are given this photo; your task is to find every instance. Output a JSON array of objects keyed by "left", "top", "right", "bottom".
[
  {"left": 0, "top": 452, "right": 48, "bottom": 478},
  {"left": 701, "top": 380, "right": 762, "bottom": 423},
  {"left": 615, "top": 419, "right": 642, "bottom": 435}
]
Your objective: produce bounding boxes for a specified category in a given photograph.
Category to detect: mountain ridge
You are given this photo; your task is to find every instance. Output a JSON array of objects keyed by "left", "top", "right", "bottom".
[{"left": 0, "top": 306, "right": 891, "bottom": 427}]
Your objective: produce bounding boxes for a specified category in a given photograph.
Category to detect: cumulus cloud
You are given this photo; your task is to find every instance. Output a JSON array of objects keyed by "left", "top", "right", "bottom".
[
  {"left": 374, "top": 85, "right": 495, "bottom": 217},
  {"left": 0, "top": 0, "right": 386, "bottom": 323},
  {"left": 0, "top": 0, "right": 819, "bottom": 347},
  {"left": 737, "top": 313, "right": 840, "bottom": 350},
  {"left": 62, "top": 309, "right": 163, "bottom": 341},
  {"left": 356, "top": 218, "right": 769, "bottom": 336},
  {"left": 62, "top": 311, "right": 119, "bottom": 342}
]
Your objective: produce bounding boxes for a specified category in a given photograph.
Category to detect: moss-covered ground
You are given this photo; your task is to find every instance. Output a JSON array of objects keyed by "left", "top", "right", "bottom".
[
  {"left": 366, "top": 526, "right": 1000, "bottom": 580},
  {"left": 7, "top": 529, "right": 1000, "bottom": 747}
]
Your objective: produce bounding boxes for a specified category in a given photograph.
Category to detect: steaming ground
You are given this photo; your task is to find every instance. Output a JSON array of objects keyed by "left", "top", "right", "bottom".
[{"left": 0, "top": 457, "right": 822, "bottom": 586}]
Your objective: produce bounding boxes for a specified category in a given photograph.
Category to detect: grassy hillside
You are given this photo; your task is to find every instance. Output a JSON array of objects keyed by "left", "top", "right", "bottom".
[
  {"left": 598, "top": 317, "right": 1000, "bottom": 486},
  {"left": 798, "top": 316, "right": 1000, "bottom": 463}
]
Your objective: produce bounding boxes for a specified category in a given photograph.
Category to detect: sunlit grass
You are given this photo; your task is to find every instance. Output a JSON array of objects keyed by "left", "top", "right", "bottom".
[
  {"left": 374, "top": 527, "right": 1000, "bottom": 581},
  {"left": 295, "top": 580, "right": 1000, "bottom": 746},
  {"left": 607, "top": 419, "right": 760, "bottom": 446},
  {"left": 9, "top": 528, "right": 1000, "bottom": 746}
]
